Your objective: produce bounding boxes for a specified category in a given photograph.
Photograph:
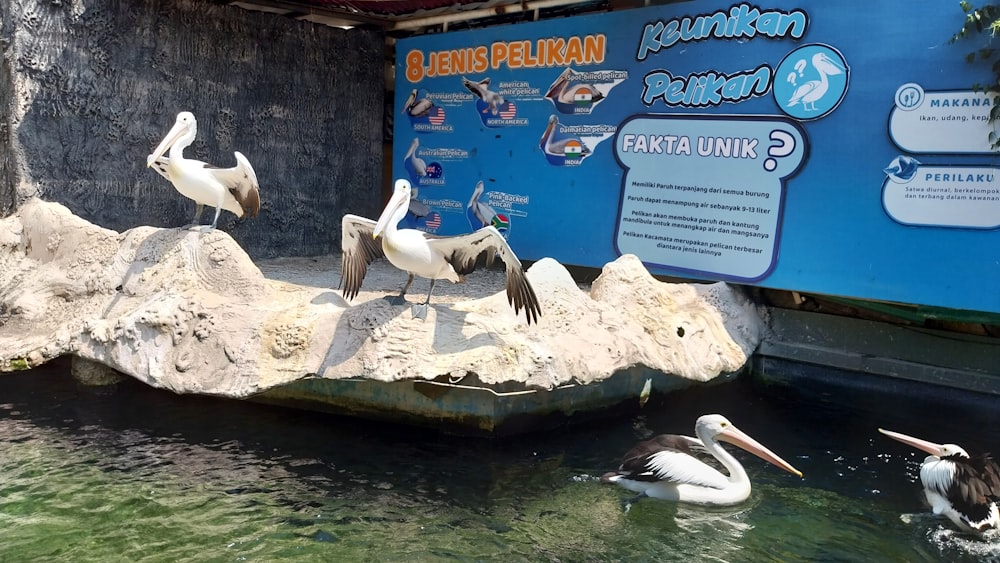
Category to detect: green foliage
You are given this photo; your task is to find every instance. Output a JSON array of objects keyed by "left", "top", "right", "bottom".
[{"left": 952, "top": 2, "right": 1000, "bottom": 148}]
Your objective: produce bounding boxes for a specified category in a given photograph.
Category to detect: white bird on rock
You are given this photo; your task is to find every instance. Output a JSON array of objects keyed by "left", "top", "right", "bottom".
[
  {"left": 602, "top": 414, "right": 802, "bottom": 507},
  {"left": 880, "top": 428, "right": 1000, "bottom": 534},
  {"left": 146, "top": 111, "right": 260, "bottom": 230},
  {"left": 340, "top": 179, "right": 541, "bottom": 324}
]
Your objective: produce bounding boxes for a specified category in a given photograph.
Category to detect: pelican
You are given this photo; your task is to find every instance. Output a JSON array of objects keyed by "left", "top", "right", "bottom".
[
  {"left": 466, "top": 180, "right": 499, "bottom": 231},
  {"left": 879, "top": 428, "right": 1000, "bottom": 534},
  {"left": 786, "top": 52, "right": 844, "bottom": 111},
  {"left": 601, "top": 414, "right": 803, "bottom": 506},
  {"left": 402, "top": 89, "right": 435, "bottom": 117},
  {"left": 146, "top": 112, "right": 260, "bottom": 230},
  {"left": 407, "top": 186, "right": 431, "bottom": 221},
  {"left": 404, "top": 137, "right": 427, "bottom": 178},
  {"left": 545, "top": 67, "right": 606, "bottom": 105},
  {"left": 340, "top": 179, "right": 541, "bottom": 324},
  {"left": 539, "top": 115, "right": 591, "bottom": 158},
  {"left": 461, "top": 76, "right": 505, "bottom": 116}
]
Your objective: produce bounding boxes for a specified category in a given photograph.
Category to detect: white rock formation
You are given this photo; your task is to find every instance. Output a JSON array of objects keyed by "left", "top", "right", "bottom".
[{"left": 0, "top": 198, "right": 765, "bottom": 398}]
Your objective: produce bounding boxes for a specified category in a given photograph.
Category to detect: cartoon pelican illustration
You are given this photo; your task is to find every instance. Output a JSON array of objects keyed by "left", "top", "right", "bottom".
[
  {"left": 545, "top": 67, "right": 606, "bottom": 106},
  {"left": 402, "top": 89, "right": 435, "bottom": 117},
  {"left": 539, "top": 115, "right": 591, "bottom": 159},
  {"left": 462, "top": 76, "right": 506, "bottom": 116},
  {"left": 404, "top": 137, "right": 427, "bottom": 178},
  {"left": 786, "top": 53, "right": 844, "bottom": 111},
  {"left": 467, "top": 180, "right": 499, "bottom": 231}
]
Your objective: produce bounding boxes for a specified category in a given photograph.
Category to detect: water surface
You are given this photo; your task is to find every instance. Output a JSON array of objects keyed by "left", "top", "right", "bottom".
[{"left": 2, "top": 360, "right": 999, "bottom": 561}]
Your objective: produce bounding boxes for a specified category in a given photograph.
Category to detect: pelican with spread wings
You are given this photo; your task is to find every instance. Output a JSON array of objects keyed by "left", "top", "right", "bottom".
[
  {"left": 340, "top": 179, "right": 541, "bottom": 324},
  {"left": 146, "top": 111, "right": 260, "bottom": 230}
]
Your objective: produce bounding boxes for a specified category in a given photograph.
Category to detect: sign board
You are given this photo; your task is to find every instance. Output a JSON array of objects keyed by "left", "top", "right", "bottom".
[{"left": 393, "top": 1, "right": 1000, "bottom": 313}]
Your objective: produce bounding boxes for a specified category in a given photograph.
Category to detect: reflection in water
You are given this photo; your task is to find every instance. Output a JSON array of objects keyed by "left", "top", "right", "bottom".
[{"left": 1, "top": 359, "right": 999, "bottom": 561}]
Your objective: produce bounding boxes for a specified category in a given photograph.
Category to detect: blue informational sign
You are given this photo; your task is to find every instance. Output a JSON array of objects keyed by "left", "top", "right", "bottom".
[{"left": 393, "top": 1, "right": 1000, "bottom": 314}]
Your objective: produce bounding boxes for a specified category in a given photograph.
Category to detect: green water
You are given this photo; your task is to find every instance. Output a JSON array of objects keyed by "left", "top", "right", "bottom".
[{"left": 2, "top": 362, "right": 1000, "bottom": 562}]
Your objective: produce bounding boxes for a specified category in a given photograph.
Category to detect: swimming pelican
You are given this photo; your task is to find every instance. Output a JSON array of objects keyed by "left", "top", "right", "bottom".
[
  {"left": 879, "top": 428, "right": 1000, "bottom": 534},
  {"left": 539, "top": 115, "right": 591, "bottom": 158},
  {"left": 402, "top": 89, "right": 435, "bottom": 117},
  {"left": 461, "top": 76, "right": 505, "bottom": 116},
  {"left": 545, "top": 67, "right": 606, "bottom": 105},
  {"left": 602, "top": 414, "right": 802, "bottom": 506},
  {"left": 786, "top": 53, "right": 844, "bottom": 111},
  {"left": 340, "top": 179, "right": 540, "bottom": 324},
  {"left": 467, "top": 180, "right": 498, "bottom": 231},
  {"left": 404, "top": 137, "right": 427, "bottom": 178},
  {"left": 146, "top": 112, "right": 260, "bottom": 230}
]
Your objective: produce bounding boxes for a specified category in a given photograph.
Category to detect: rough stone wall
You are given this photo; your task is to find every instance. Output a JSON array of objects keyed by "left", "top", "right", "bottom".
[
  {"left": 1, "top": 0, "right": 384, "bottom": 259},
  {"left": 0, "top": 27, "right": 17, "bottom": 218}
]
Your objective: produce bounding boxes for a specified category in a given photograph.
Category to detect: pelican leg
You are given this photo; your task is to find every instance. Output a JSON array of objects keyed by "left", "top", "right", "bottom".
[
  {"left": 208, "top": 205, "right": 223, "bottom": 231},
  {"left": 622, "top": 492, "right": 646, "bottom": 514},
  {"left": 191, "top": 204, "right": 205, "bottom": 226},
  {"left": 386, "top": 274, "right": 414, "bottom": 306},
  {"left": 411, "top": 278, "right": 436, "bottom": 320}
]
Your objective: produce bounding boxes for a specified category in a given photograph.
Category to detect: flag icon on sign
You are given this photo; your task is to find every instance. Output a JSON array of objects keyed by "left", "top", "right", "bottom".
[
  {"left": 425, "top": 212, "right": 442, "bottom": 229},
  {"left": 573, "top": 88, "right": 593, "bottom": 106},
  {"left": 499, "top": 102, "right": 517, "bottom": 119},
  {"left": 428, "top": 107, "right": 446, "bottom": 125},
  {"left": 491, "top": 213, "right": 510, "bottom": 233},
  {"left": 563, "top": 139, "right": 583, "bottom": 158}
]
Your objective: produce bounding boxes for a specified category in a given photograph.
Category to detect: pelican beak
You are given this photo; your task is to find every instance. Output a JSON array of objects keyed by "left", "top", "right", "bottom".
[
  {"left": 878, "top": 428, "right": 944, "bottom": 457},
  {"left": 720, "top": 425, "right": 803, "bottom": 478},
  {"left": 373, "top": 180, "right": 411, "bottom": 239},
  {"left": 147, "top": 120, "right": 188, "bottom": 167}
]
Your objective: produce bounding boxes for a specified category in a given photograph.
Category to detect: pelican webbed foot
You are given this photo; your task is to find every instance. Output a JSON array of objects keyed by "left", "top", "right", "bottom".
[
  {"left": 385, "top": 294, "right": 408, "bottom": 306},
  {"left": 622, "top": 493, "right": 646, "bottom": 514},
  {"left": 411, "top": 303, "right": 429, "bottom": 320}
]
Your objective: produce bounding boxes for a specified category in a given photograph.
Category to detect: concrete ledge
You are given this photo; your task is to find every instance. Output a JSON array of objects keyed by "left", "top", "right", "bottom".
[
  {"left": 252, "top": 367, "right": 734, "bottom": 436},
  {"left": 756, "top": 308, "right": 1000, "bottom": 396}
]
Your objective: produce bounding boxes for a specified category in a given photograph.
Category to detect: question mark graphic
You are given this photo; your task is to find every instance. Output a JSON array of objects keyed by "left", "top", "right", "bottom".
[
  {"left": 794, "top": 59, "right": 807, "bottom": 77},
  {"left": 786, "top": 71, "right": 797, "bottom": 86},
  {"left": 765, "top": 130, "right": 795, "bottom": 172}
]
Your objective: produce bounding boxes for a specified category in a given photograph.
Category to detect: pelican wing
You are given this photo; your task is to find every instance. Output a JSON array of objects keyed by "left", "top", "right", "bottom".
[
  {"left": 461, "top": 77, "right": 490, "bottom": 99},
  {"left": 617, "top": 434, "right": 728, "bottom": 489},
  {"left": 426, "top": 226, "right": 541, "bottom": 324},
  {"left": 949, "top": 453, "right": 1000, "bottom": 524},
  {"left": 340, "top": 214, "right": 385, "bottom": 301},
  {"left": 408, "top": 199, "right": 431, "bottom": 219},
  {"left": 643, "top": 450, "right": 730, "bottom": 489},
  {"left": 148, "top": 156, "right": 171, "bottom": 181},
  {"left": 206, "top": 151, "right": 261, "bottom": 218},
  {"left": 788, "top": 81, "right": 819, "bottom": 106}
]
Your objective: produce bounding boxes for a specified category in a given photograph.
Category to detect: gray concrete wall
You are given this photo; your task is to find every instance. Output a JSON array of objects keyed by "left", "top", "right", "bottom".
[{"left": 0, "top": 0, "right": 385, "bottom": 259}]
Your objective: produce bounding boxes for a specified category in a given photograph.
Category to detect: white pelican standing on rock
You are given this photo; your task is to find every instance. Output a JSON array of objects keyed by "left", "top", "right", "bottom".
[
  {"left": 602, "top": 414, "right": 802, "bottom": 507},
  {"left": 879, "top": 428, "right": 1000, "bottom": 534},
  {"left": 146, "top": 111, "right": 261, "bottom": 230},
  {"left": 340, "top": 179, "right": 541, "bottom": 324}
]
